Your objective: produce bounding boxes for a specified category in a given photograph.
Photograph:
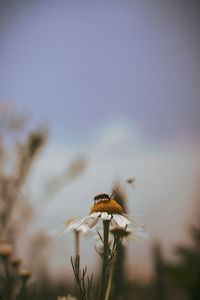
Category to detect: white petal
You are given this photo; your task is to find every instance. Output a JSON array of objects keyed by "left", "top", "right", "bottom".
[
  {"left": 80, "top": 225, "right": 89, "bottom": 234},
  {"left": 72, "top": 216, "right": 87, "bottom": 224},
  {"left": 110, "top": 219, "right": 115, "bottom": 227},
  {"left": 113, "top": 214, "right": 130, "bottom": 227},
  {"left": 123, "top": 213, "right": 141, "bottom": 217},
  {"left": 107, "top": 214, "right": 112, "bottom": 220},
  {"left": 122, "top": 214, "right": 144, "bottom": 227},
  {"left": 90, "top": 212, "right": 101, "bottom": 218},
  {"left": 90, "top": 218, "right": 99, "bottom": 228},
  {"left": 101, "top": 212, "right": 111, "bottom": 220},
  {"left": 71, "top": 215, "right": 92, "bottom": 230},
  {"left": 77, "top": 224, "right": 89, "bottom": 234},
  {"left": 68, "top": 223, "right": 81, "bottom": 232},
  {"left": 48, "top": 224, "right": 68, "bottom": 236}
]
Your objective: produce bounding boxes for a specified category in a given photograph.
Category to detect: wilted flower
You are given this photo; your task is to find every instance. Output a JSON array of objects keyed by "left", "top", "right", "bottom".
[
  {"left": 19, "top": 269, "right": 32, "bottom": 280},
  {"left": 94, "top": 221, "right": 148, "bottom": 248},
  {"left": 0, "top": 243, "right": 13, "bottom": 257},
  {"left": 10, "top": 257, "right": 22, "bottom": 267},
  {"left": 110, "top": 223, "right": 148, "bottom": 245}
]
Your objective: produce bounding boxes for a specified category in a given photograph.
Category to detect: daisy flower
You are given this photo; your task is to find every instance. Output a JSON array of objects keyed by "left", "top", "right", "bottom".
[
  {"left": 110, "top": 223, "right": 148, "bottom": 246},
  {"left": 72, "top": 193, "right": 137, "bottom": 230},
  {"left": 49, "top": 217, "right": 95, "bottom": 257},
  {"left": 49, "top": 217, "right": 93, "bottom": 237}
]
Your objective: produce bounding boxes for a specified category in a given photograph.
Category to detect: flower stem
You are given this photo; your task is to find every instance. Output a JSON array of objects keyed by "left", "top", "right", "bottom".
[
  {"left": 98, "top": 220, "right": 110, "bottom": 300},
  {"left": 74, "top": 231, "right": 80, "bottom": 294},
  {"left": 105, "top": 254, "right": 116, "bottom": 300},
  {"left": 74, "top": 231, "right": 80, "bottom": 256}
]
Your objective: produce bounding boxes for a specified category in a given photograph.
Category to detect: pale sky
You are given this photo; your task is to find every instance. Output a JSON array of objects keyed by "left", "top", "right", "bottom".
[{"left": 0, "top": 0, "right": 199, "bottom": 143}]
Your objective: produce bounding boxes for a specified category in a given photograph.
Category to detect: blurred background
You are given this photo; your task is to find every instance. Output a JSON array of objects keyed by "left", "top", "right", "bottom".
[{"left": 0, "top": 0, "right": 200, "bottom": 299}]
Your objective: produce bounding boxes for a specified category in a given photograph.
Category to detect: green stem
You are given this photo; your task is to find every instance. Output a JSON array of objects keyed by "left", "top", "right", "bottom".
[
  {"left": 98, "top": 220, "right": 110, "bottom": 300},
  {"left": 105, "top": 254, "right": 116, "bottom": 300}
]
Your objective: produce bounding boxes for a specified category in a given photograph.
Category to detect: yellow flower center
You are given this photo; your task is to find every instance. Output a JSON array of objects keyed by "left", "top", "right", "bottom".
[{"left": 90, "top": 199, "right": 123, "bottom": 215}]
